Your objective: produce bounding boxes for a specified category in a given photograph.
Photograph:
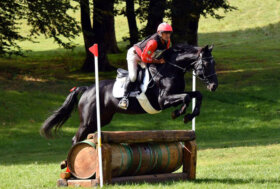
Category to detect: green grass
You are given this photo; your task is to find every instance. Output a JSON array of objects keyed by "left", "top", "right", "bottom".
[{"left": 0, "top": 0, "right": 280, "bottom": 188}]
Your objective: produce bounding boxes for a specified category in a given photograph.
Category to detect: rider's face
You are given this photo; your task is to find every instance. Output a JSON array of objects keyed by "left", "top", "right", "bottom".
[{"left": 160, "top": 32, "right": 171, "bottom": 41}]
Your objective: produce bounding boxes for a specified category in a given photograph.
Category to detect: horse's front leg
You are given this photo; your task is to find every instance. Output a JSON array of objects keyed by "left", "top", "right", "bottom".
[
  {"left": 159, "top": 93, "right": 191, "bottom": 117},
  {"left": 183, "top": 91, "right": 203, "bottom": 123}
]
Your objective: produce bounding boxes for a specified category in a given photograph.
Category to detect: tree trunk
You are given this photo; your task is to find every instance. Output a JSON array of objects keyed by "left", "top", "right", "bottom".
[
  {"left": 81, "top": 0, "right": 117, "bottom": 72},
  {"left": 171, "top": 0, "right": 200, "bottom": 46},
  {"left": 144, "top": 0, "right": 166, "bottom": 36},
  {"left": 94, "top": 0, "right": 119, "bottom": 54},
  {"left": 80, "top": 0, "right": 95, "bottom": 71},
  {"left": 126, "top": 0, "right": 139, "bottom": 46},
  {"left": 92, "top": 0, "right": 117, "bottom": 71}
]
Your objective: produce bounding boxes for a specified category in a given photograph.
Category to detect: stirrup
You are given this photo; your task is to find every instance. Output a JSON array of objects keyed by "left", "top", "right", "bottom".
[{"left": 118, "top": 97, "right": 129, "bottom": 110}]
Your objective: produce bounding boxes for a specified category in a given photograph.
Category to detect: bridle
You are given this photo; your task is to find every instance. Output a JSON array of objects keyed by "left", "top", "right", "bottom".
[{"left": 167, "top": 53, "right": 217, "bottom": 83}]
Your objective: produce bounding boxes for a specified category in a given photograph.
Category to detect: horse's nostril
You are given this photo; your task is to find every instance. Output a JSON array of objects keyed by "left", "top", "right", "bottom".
[
  {"left": 212, "top": 84, "right": 217, "bottom": 91},
  {"left": 208, "top": 83, "right": 217, "bottom": 91}
]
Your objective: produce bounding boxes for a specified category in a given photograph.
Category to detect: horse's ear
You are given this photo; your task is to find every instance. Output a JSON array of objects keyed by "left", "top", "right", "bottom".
[
  {"left": 202, "top": 44, "right": 214, "bottom": 53},
  {"left": 203, "top": 45, "right": 209, "bottom": 51},
  {"left": 200, "top": 45, "right": 209, "bottom": 54},
  {"left": 209, "top": 44, "right": 214, "bottom": 52}
]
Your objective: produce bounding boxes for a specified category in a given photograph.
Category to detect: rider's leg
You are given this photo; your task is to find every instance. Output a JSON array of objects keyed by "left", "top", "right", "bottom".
[
  {"left": 118, "top": 47, "right": 139, "bottom": 109},
  {"left": 127, "top": 47, "right": 138, "bottom": 83}
]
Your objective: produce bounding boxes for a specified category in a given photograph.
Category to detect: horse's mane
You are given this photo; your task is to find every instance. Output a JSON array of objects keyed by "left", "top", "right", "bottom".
[
  {"left": 162, "top": 43, "right": 201, "bottom": 60},
  {"left": 171, "top": 43, "right": 201, "bottom": 53}
]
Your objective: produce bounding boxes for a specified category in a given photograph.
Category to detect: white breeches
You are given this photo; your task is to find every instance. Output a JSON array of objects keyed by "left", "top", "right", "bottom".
[{"left": 126, "top": 47, "right": 146, "bottom": 82}]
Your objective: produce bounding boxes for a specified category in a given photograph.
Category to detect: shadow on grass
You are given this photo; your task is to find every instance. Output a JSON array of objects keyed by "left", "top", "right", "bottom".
[
  {"left": 194, "top": 177, "right": 280, "bottom": 184},
  {"left": 111, "top": 177, "right": 280, "bottom": 187}
]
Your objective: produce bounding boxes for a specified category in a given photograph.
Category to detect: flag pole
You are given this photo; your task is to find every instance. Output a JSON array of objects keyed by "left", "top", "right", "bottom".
[
  {"left": 192, "top": 70, "right": 196, "bottom": 131},
  {"left": 89, "top": 44, "right": 103, "bottom": 187}
]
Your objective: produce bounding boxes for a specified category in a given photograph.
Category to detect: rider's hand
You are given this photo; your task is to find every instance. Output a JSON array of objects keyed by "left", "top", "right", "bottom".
[{"left": 159, "top": 58, "right": 165, "bottom": 64}]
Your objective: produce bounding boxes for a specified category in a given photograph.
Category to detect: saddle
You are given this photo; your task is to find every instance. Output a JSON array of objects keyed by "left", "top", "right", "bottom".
[{"left": 113, "top": 66, "right": 150, "bottom": 98}]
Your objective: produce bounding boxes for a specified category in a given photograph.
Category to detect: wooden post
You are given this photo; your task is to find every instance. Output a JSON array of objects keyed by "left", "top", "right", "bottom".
[
  {"left": 96, "top": 144, "right": 112, "bottom": 185},
  {"left": 183, "top": 140, "right": 197, "bottom": 179}
]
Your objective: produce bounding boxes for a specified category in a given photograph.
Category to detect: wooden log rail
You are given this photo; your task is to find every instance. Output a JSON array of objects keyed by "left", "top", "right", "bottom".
[{"left": 87, "top": 130, "right": 196, "bottom": 144}]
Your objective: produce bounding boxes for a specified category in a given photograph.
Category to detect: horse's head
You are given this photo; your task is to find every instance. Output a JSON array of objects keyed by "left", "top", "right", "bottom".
[
  {"left": 193, "top": 45, "right": 218, "bottom": 91},
  {"left": 173, "top": 44, "right": 218, "bottom": 92}
]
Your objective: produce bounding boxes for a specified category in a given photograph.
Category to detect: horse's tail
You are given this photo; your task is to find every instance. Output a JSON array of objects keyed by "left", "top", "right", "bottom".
[{"left": 40, "top": 86, "right": 88, "bottom": 139}]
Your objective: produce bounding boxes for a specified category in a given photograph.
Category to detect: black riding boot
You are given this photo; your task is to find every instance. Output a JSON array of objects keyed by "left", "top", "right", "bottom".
[{"left": 118, "top": 80, "right": 134, "bottom": 110}]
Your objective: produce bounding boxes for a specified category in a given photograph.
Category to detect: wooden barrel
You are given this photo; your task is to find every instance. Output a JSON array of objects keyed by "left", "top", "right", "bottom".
[
  {"left": 111, "top": 143, "right": 158, "bottom": 177},
  {"left": 67, "top": 140, "right": 183, "bottom": 179},
  {"left": 67, "top": 140, "right": 98, "bottom": 179},
  {"left": 150, "top": 143, "right": 183, "bottom": 174}
]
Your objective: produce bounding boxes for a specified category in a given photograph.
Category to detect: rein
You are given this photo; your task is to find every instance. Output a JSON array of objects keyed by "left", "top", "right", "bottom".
[
  {"left": 147, "top": 54, "right": 217, "bottom": 88},
  {"left": 166, "top": 56, "right": 217, "bottom": 83}
]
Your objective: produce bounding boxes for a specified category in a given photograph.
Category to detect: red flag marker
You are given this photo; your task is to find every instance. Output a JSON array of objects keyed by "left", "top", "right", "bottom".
[
  {"left": 66, "top": 166, "right": 70, "bottom": 173},
  {"left": 89, "top": 44, "right": 98, "bottom": 57}
]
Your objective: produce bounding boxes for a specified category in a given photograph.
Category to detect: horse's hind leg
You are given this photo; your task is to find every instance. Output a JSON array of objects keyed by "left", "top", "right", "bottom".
[
  {"left": 72, "top": 122, "right": 96, "bottom": 145},
  {"left": 72, "top": 111, "right": 115, "bottom": 146}
]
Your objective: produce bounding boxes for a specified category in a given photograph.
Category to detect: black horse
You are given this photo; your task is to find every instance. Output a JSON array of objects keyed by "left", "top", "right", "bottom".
[{"left": 41, "top": 43, "right": 218, "bottom": 145}]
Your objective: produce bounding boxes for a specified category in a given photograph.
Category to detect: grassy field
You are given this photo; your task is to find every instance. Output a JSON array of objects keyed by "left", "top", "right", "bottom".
[{"left": 0, "top": 0, "right": 280, "bottom": 188}]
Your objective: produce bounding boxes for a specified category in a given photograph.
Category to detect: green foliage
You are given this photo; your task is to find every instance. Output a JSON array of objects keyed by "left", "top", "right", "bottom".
[
  {"left": 25, "top": 0, "right": 81, "bottom": 48},
  {"left": 0, "top": 0, "right": 80, "bottom": 57},
  {"left": 0, "top": 1, "right": 26, "bottom": 56},
  {"left": 199, "top": 0, "right": 237, "bottom": 19}
]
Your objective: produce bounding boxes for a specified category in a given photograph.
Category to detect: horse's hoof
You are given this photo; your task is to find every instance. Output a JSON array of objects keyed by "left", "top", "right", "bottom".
[
  {"left": 60, "top": 160, "right": 67, "bottom": 170},
  {"left": 171, "top": 110, "right": 180, "bottom": 119},
  {"left": 183, "top": 114, "right": 192, "bottom": 124}
]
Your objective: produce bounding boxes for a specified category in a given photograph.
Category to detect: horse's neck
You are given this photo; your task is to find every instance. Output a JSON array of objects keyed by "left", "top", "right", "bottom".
[{"left": 148, "top": 63, "right": 185, "bottom": 86}]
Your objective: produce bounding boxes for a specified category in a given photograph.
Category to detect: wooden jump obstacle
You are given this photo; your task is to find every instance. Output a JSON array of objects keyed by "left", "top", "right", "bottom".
[{"left": 57, "top": 130, "right": 197, "bottom": 187}]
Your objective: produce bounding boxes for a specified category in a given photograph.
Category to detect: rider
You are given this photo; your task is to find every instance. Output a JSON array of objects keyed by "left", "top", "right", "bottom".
[{"left": 118, "top": 22, "right": 173, "bottom": 110}]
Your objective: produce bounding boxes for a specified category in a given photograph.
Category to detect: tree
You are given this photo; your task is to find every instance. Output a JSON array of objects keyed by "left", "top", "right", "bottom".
[
  {"left": 144, "top": 0, "right": 167, "bottom": 36},
  {"left": 134, "top": 0, "right": 166, "bottom": 38},
  {"left": 0, "top": 0, "right": 80, "bottom": 56},
  {"left": 125, "top": 0, "right": 139, "bottom": 46},
  {"left": 80, "top": 0, "right": 118, "bottom": 72},
  {"left": 171, "top": 0, "right": 235, "bottom": 45},
  {"left": 1, "top": 0, "right": 118, "bottom": 72},
  {"left": 80, "top": 0, "right": 95, "bottom": 71}
]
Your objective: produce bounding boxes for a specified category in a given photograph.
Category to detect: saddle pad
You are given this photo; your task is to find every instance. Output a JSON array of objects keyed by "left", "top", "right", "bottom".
[{"left": 112, "top": 69, "right": 161, "bottom": 114}]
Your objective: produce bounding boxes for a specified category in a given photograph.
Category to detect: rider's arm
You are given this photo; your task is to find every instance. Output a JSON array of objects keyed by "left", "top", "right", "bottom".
[{"left": 141, "top": 40, "right": 163, "bottom": 64}]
